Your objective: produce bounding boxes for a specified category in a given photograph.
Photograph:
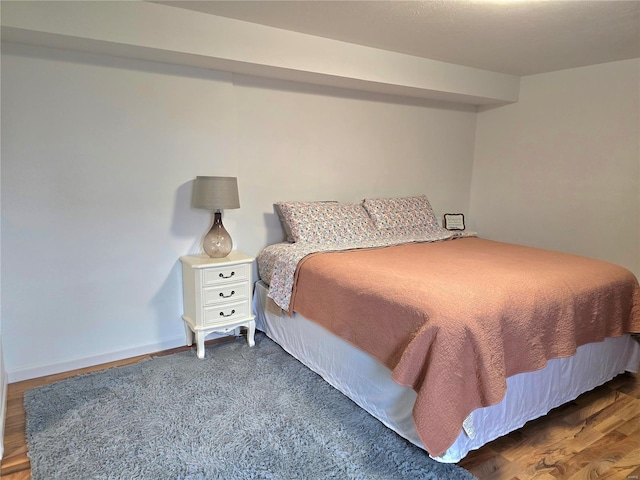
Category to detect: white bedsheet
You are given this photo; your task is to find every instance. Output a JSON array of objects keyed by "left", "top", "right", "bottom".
[{"left": 253, "top": 280, "right": 640, "bottom": 463}]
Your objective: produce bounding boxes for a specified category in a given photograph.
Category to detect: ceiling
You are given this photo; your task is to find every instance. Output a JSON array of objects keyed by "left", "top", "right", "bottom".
[{"left": 157, "top": 0, "right": 640, "bottom": 76}]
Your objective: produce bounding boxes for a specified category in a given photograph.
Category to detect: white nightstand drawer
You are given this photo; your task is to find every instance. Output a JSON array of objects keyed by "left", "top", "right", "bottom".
[
  {"left": 180, "top": 251, "right": 256, "bottom": 358},
  {"left": 202, "top": 282, "right": 249, "bottom": 306},
  {"left": 203, "top": 300, "right": 249, "bottom": 326},
  {"left": 203, "top": 263, "right": 250, "bottom": 286}
]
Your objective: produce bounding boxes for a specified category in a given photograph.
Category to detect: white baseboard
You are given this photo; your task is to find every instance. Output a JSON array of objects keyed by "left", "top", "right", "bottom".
[{"left": 7, "top": 336, "right": 191, "bottom": 383}]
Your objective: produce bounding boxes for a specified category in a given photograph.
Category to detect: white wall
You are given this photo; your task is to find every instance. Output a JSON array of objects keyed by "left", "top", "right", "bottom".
[
  {"left": 1, "top": 0, "right": 520, "bottom": 105},
  {"left": 1, "top": 43, "right": 477, "bottom": 381},
  {"left": 1, "top": 38, "right": 7, "bottom": 459},
  {"left": 233, "top": 75, "right": 477, "bottom": 254},
  {"left": 470, "top": 59, "right": 640, "bottom": 277}
]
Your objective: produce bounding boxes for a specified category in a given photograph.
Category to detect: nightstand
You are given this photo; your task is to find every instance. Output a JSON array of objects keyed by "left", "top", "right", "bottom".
[{"left": 179, "top": 252, "right": 256, "bottom": 358}]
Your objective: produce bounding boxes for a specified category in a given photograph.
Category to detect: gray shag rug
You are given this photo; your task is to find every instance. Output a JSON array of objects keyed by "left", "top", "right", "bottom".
[{"left": 24, "top": 333, "right": 476, "bottom": 480}]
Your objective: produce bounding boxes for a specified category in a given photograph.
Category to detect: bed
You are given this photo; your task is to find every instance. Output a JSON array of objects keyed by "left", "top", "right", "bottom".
[{"left": 255, "top": 196, "right": 640, "bottom": 463}]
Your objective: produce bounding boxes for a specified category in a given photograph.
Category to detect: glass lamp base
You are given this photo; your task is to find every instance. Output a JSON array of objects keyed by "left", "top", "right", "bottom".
[{"left": 203, "top": 212, "right": 233, "bottom": 258}]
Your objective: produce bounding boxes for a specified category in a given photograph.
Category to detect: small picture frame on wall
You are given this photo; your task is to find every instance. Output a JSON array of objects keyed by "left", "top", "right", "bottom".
[{"left": 444, "top": 213, "right": 465, "bottom": 231}]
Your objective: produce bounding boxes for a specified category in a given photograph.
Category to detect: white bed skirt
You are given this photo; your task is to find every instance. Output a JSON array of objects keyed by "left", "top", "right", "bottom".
[{"left": 253, "top": 281, "right": 640, "bottom": 463}]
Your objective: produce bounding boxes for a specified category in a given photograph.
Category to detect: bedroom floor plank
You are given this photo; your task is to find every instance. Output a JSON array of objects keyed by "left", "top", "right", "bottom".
[
  {"left": 514, "top": 429, "right": 603, "bottom": 478},
  {"left": 0, "top": 470, "right": 30, "bottom": 480},
  {"left": 461, "top": 452, "right": 528, "bottom": 480},
  {"left": 609, "top": 459, "right": 640, "bottom": 480},
  {"left": 525, "top": 474, "right": 559, "bottom": 480},
  {"left": 559, "top": 431, "right": 628, "bottom": 478},
  {"left": 457, "top": 372, "right": 640, "bottom": 479},
  {"left": 561, "top": 430, "right": 640, "bottom": 479},
  {"left": 571, "top": 391, "right": 627, "bottom": 428},
  {"left": 611, "top": 376, "right": 640, "bottom": 399},
  {"left": 457, "top": 446, "right": 501, "bottom": 470},
  {"left": 2, "top": 350, "right": 638, "bottom": 479},
  {"left": 498, "top": 419, "right": 598, "bottom": 464},
  {"left": 616, "top": 412, "right": 640, "bottom": 436}
]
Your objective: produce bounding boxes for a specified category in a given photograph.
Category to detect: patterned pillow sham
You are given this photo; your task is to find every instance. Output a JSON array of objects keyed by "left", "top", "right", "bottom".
[
  {"left": 362, "top": 195, "right": 441, "bottom": 236},
  {"left": 274, "top": 201, "right": 379, "bottom": 244},
  {"left": 274, "top": 204, "right": 295, "bottom": 243}
]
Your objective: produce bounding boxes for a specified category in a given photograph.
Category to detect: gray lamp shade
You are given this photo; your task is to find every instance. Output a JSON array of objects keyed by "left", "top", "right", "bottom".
[{"left": 192, "top": 176, "right": 240, "bottom": 211}]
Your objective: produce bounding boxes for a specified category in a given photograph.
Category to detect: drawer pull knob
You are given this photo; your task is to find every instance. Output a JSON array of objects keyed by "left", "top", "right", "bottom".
[
  {"left": 219, "top": 271, "right": 235, "bottom": 279},
  {"left": 219, "top": 309, "right": 236, "bottom": 317},
  {"left": 219, "top": 291, "right": 235, "bottom": 298}
]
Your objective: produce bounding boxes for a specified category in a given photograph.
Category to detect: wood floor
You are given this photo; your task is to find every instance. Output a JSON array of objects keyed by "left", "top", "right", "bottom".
[{"left": 1, "top": 340, "right": 638, "bottom": 479}]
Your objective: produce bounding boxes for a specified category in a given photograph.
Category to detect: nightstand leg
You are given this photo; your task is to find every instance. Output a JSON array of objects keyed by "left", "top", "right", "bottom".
[
  {"left": 195, "top": 331, "right": 206, "bottom": 359},
  {"left": 246, "top": 320, "right": 255, "bottom": 347},
  {"left": 184, "top": 322, "right": 193, "bottom": 346}
]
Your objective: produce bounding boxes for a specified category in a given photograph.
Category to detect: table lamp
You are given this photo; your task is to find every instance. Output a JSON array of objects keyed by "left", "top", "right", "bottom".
[{"left": 192, "top": 176, "right": 240, "bottom": 258}]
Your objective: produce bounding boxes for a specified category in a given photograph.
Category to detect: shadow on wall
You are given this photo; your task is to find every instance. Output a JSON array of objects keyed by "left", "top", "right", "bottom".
[
  {"left": 265, "top": 209, "right": 287, "bottom": 246},
  {"left": 147, "top": 179, "right": 208, "bottom": 342},
  {"left": 171, "top": 179, "right": 208, "bottom": 254},
  {"left": 149, "top": 260, "right": 184, "bottom": 341}
]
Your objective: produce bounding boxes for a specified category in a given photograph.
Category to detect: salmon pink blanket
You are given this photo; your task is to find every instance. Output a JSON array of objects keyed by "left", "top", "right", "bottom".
[{"left": 289, "top": 238, "right": 640, "bottom": 457}]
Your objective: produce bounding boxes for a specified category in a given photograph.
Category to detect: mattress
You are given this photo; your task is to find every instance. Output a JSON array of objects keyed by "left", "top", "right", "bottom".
[{"left": 253, "top": 280, "right": 640, "bottom": 463}]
